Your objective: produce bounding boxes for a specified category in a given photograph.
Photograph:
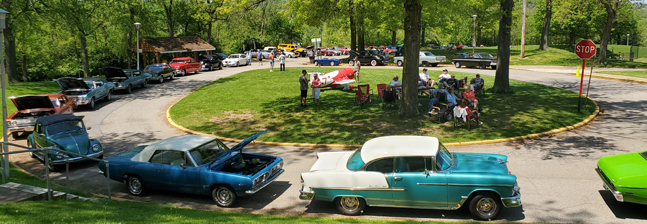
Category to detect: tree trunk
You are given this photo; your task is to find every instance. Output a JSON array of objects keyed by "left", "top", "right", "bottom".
[
  {"left": 492, "top": 0, "right": 514, "bottom": 94},
  {"left": 2, "top": 0, "right": 18, "bottom": 83},
  {"left": 207, "top": 21, "right": 213, "bottom": 45},
  {"left": 356, "top": 2, "right": 364, "bottom": 51},
  {"left": 399, "top": 0, "right": 421, "bottom": 116},
  {"left": 421, "top": 26, "right": 425, "bottom": 47},
  {"left": 538, "top": 0, "right": 551, "bottom": 51},
  {"left": 21, "top": 54, "right": 27, "bottom": 82},
  {"left": 79, "top": 31, "right": 90, "bottom": 78},
  {"left": 163, "top": 1, "right": 174, "bottom": 37},
  {"left": 391, "top": 30, "right": 396, "bottom": 46},
  {"left": 599, "top": 0, "right": 618, "bottom": 64},
  {"left": 260, "top": 2, "right": 267, "bottom": 37},
  {"left": 349, "top": 2, "right": 356, "bottom": 52},
  {"left": 520, "top": 0, "right": 526, "bottom": 58}
]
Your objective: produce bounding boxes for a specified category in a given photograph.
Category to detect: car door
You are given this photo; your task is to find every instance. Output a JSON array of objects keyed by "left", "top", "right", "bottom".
[
  {"left": 388, "top": 157, "right": 448, "bottom": 208},
  {"left": 362, "top": 158, "right": 395, "bottom": 206},
  {"left": 148, "top": 150, "right": 201, "bottom": 193}
]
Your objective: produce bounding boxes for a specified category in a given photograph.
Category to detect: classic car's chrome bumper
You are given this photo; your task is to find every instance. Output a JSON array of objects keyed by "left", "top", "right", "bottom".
[
  {"left": 176, "top": 69, "right": 185, "bottom": 75},
  {"left": 224, "top": 61, "right": 238, "bottom": 66},
  {"left": 299, "top": 190, "right": 315, "bottom": 200},
  {"left": 501, "top": 186, "right": 522, "bottom": 208},
  {"left": 245, "top": 169, "right": 284, "bottom": 194},
  {"left": 8, "top": 125, "right": 34, "bottom": 133},
  {"left": 113, "top": 84, "right": 127, "bottom": 90},
  {"left": 71, "top": 97, "right": 90, "bottom": 105},
  {"left": 596, "top": 167, "right": 624, "bottom": 202},
  {"left": 34, "top": 151, "right": 103, "bottom": 165}
]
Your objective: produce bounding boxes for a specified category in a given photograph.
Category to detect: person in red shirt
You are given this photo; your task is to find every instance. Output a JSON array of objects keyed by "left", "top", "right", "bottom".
[
  {"left": 311, "top": 74, "right": 322, "bottom": 104},
  {"left": 461, "top": 85, "right": 479, "bottom": 110}
]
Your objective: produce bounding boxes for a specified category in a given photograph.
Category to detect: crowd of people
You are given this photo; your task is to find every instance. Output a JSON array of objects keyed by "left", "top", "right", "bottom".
[{"left": 245, "top": 50, "right": 288, "bottom": 72}]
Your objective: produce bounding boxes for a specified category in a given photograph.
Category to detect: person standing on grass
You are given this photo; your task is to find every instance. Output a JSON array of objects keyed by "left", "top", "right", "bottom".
[
  {"left": 311, "top": 74, "right": 321, "bottom": 104},
  {"left": 257, "top": 51, "right": 263, "bottom": 65},
  {"left": 269, "top": 53, "right": 275, "bottom": 72},
  {"left": 353, "top": 56, "right": 361, "bottom": 82},
  {"left": 299, "top": 70, "right": 310, "bottom": 107},
  {"left": 279, "top": 53, "right": 286, "bottom": 71}
]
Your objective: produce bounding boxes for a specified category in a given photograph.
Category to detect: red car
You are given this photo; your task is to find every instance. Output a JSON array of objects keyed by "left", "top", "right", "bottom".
[
  {"left": 169, "top": 57, "right": 201, "bottom": 76},
  {"left": 339, "top": 48, "right": 350, "bottom": 55},
  {"left": 7, "top": 94, "right": 76, "bottom": 139}
]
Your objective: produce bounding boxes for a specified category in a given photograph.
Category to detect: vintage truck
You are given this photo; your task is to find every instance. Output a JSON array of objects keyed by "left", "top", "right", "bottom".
[{"left": 394, "top": 51, "right": 447, "bottom": 67}]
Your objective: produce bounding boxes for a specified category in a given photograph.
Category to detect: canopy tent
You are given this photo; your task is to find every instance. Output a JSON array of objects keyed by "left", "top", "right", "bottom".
[{"left": 134, "top": 36, "right": 215, "bottom": 67}]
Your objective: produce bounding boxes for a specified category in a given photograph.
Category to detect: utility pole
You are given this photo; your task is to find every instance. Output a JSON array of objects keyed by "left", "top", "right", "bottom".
[{"left": 520, "top": 0, "right": 526, "bottom": 58}]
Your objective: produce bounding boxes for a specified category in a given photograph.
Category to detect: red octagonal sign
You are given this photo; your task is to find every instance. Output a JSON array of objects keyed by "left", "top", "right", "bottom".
[{"left": 575, "top": 40, "right": 596, "bottom": 59}]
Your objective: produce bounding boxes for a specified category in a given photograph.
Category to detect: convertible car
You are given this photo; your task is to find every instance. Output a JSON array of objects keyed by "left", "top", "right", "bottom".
[
  {"left": 54, "top": 77, "right": 115, "bottom": 110},
  {"left": 452, "top": 52, "right": 497, "bottom": 70},
  {"left": 102, "top": 67, "right": 150, "bottom": 94},
  {"left": 6, "top": 94, "right": 76, "bottom": 139},
  {"left": 596, "top": 150, "right": 647, "bottom": 205},
  {"left": 27, "top": 114, "right": 103, "bottom": 171},
  {"left": 98, "top": 130, "right": 283, "bottom": 207},
  {"left": 313, "top": 58, "right": 342, "bottom": 66},
  {"left": 299, "top": 136, "right": 521, "bottom": 220}
]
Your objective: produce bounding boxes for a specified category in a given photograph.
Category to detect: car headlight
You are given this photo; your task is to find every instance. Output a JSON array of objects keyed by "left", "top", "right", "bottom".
[
  {"left": 77, "top": 96, "right": 87, "bottom": 101},
  {"left": 276, "top": 161, "right": 283, "bottom": 170},
  {"left": 117, "top": 83, "right": 123, "bottom": 87},
  {"left": 92, "top": 144, "right": 100, "bottom": 152}
]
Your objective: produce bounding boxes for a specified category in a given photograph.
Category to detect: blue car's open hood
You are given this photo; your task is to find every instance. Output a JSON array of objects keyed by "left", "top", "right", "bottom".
[{"left": 230, "top": 130, "right": 268, "bottom": 152}]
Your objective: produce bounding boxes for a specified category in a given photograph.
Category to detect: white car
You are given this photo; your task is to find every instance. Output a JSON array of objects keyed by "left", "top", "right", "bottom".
[
  {"left": 283, "top": 51, "right": 299, "bottom": 58},
  {"left": 299, "top": 136, "right": 521, "bottom": 220},
  {"left": 223, "top": 54, "right": 248, "bottom": 67}
]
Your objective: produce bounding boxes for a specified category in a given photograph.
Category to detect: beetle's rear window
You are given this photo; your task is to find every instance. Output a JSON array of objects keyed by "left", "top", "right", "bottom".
[
  {"left": 346, "top": 149, "right": 364, "bottom": 171},
  {"left": 640, "top": 151, "right": 647, "bottom": 161}
]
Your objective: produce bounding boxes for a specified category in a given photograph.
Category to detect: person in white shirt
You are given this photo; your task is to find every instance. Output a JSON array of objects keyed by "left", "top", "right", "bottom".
[
  {"left": 388, "top": 75, "right": 402, "bottom": 99},
  {"left": 418, "top": 68, "right": 434, "bottom": 87},
  {"left": 278, "top": 53, "right": 286, "bottom": 71},
  {"left": 438, "top": 69, "right": 451, "bottom": 88}
]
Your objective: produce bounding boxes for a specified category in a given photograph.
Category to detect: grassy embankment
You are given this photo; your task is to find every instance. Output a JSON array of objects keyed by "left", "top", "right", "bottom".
[{"left": 170, "top": 67, "right": 594, "bottom": 145}]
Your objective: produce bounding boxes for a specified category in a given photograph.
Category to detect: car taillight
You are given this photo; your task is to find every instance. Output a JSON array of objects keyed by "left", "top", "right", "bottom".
[
  {"left": 316, "top": 154, "right": 319, "bottom": 159},
  {"left": 300, "top": 175, "right": 304, "bottom": 183}
]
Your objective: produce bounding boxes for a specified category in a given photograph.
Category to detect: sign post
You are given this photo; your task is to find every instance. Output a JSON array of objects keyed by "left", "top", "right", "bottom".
[{"left": 574, "top": 39, "right": 596, "bottom": 112}]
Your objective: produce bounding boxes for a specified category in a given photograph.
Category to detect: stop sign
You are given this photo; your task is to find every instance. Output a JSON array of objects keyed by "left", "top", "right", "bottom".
[{"left": 574, "top": 40, "right": 596, "bottom": 59}]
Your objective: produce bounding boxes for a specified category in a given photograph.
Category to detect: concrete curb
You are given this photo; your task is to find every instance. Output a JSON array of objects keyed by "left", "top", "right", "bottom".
[{"left": 166, "top": 96, "right": 600, "bottom": 148}]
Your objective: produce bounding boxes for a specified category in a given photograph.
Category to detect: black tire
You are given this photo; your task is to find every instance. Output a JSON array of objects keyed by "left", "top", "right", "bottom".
[
  {"left": 219, "top": 63, "right": 223, "bottom": 70},
  {"left": 371, "top": 60, "right": 377, "bottom": 66},
  {"left": 455, "top": 62, "right": 461, "bottom": 68},
  {"left": 181, "top": 70, "right": 186, "bottom": 76},
  {"left": 479, "top": 64, "right": 487, "bottom": 69},
  {"left": 105, "top": 91, "right": 112, "bottom": 101},
  {"left": 330, "top": 61, "right": 335, "bottom": 66},
  {"left": 491, "top": 65, "right": 497, "bottom": 70},
  {"left": 142, "top": 80, "right": 147, "bottom": 88},
  {"left": 289, "top": 55, "right": 293, "bottom": 58},
  {"left": 127, "top": 175, "right": 146, "bottom": 196},
  {"left": 348, "top": 60, "right": 355, "bottom": 67},
  {"left": 11, "top": 132, "right": 20, "bottom": 140},
  {"left": 314, "top": 61, "right": 319, "bottom": 66},
  {"left": 397, "top": 60, "right": 403, "bottom": 67},
  {"left": 469, "top": 193, "right": 502, "bottom": 220},
  {"left": 126, "top": 85, "right": 132, "bottom": 94},
  {"left": 27, "top": 141, "right": 36, "bottom": 158},
  {"left": 235, "top": 62, "right": 239, "bottom": 67},
  {"left": 212, "top": 185, "right": 236, "bottom": 207},
  {"left": 423, "top": 61, "right": 429, "bottom": 67},
  {"left": 88, "top": 98, "right": 96, "bottom": 110},
  {"left": 335, "top": 196, "right": 366, "bottom": 216},
  {"left": 159, "top": 76, "right": 165, "bottom": 83},
  {"left": 431, "top": 63, "right": 438, "bottom": 67}
]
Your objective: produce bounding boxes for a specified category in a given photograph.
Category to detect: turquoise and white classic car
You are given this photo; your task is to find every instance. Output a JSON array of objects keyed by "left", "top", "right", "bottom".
[{"left": 299, "top": 136, "right": 521, "bottom": 220}]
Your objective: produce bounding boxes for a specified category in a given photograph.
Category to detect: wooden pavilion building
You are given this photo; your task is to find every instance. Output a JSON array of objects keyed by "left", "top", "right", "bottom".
[{"left": 134, "top": 36, "right": 215, "bottom": 67}]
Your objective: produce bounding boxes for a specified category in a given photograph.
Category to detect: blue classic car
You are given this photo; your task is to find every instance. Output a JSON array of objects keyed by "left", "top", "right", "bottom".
[
  {"left": 102, "top": 67, "right": 150, "bottom": 94},
  {"left": 313, "top": 58, "right": 342, "bottom": 66},
  {"left": 54, "top": 77, "right": 115, "bottom": 110},
  {"left": 143, "top": 63, "right": 176, "bottom": 83},
  {"left": 98, "top": 130, "right": 283, "bottom": 207},
  {"left": 299, "top": 136, "right": 521, "bottom": 220},
  {"left": 27, "top": 114, "right": 104, "bottom": 171}
]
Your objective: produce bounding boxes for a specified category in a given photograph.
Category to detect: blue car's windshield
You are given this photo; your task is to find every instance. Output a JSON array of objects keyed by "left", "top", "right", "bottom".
[
  {"left": 46, "top": 121, "right": 85, "bottom": 136},
  {"left": 144, "top": 65, "right": 165, "bottom": 72},
  {"left": 189, "top": 140, "right": 230, "bottom": 166},
  {"left": 346, "top": 149, "right": 365, "bottom": 171},
  {"left": 436, "top": 144, "right": 453, "bottom": 171}
]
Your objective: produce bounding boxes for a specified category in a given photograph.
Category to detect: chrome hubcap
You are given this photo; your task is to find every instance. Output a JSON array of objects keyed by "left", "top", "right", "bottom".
[
  {"left": 215, "top": 188, "right": 233, "bottom": 204},
  {"left": 476, "top": 197, "right": 497, "bottom": 217},
  {"left": 129, "top": 178, "right": 142, "bottom": 194},
  {"left": 340, "top": 197, "right": 359, "bottom": 211}
]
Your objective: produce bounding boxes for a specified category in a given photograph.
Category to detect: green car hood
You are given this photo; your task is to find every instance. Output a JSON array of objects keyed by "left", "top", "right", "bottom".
[
  {"left": 50, "top": 130, "right": 91, "bottom": 156},
  {"left": 451, "top": 152, "right": 509, "bottom": 175},
  {"left": 598, "top": 151, "right": 647, "bottom": 188}
]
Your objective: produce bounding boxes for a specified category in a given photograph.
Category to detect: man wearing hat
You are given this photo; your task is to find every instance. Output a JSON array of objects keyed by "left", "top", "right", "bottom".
[
  {"left": 438, "top": 69, "right": 451, "bottom": 88},
  {"left": 418, "top": 68, "right": 434, "bottom": 87},
  {"left": 299, "top": 70, "right": 310, "bottom": 107}
]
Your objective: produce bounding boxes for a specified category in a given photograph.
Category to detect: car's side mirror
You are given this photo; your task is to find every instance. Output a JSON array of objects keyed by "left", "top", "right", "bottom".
[
  {"left": 423, "top": 170, "right": 429, "bottom": 176},
  {"left": 180, "top": 163, "right": 185, "bottom": 169}
]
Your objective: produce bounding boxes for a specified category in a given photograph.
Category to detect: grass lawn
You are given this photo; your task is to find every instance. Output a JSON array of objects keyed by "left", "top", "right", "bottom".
[
  {"left": 598, "top": 71, "right": 647, "bottom": 79},
  {"left": 424, "top": 45, "right": 647, "bottom": 68},
  {"left": 170, "top": 67, "right": 595, "bottom": 145},
  {"left": 0, "top": 81, "right": 61, "bottom": 116},
  {"left": 0, "top": 200, "right": 466, "bottom": 224}
]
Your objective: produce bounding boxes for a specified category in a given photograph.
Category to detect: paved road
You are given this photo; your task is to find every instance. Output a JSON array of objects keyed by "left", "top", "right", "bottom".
[{"left": 7, "top": 57, "right": 647, "bottom": 223}]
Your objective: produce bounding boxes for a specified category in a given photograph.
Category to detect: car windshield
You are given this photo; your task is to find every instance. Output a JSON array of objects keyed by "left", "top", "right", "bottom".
[
  {"left": 423, "top": 52, "right": 435, "bottom": 56},
  {"left": 188, "top": 139, "right": 230, "bottom": 166},
  {"left": 436, "top": 144, "right": 453, "bottom": 171},
  {"left": 145, "top": 65, "right": 165, "bottom": 72},
  {"left": 171, "top": 60, "right": 186, "bottom": 64},
  {"left": 228, "top": 55, "right": 238, "bottom": 58},
  {"left": 84, "top": 81, "right": 97, "bottom": 89},
  {"left": 477, "top": 53, "right": 494, "bottom": 58},
  {"left": 640, "top": 151, "right": 647, "bottom": 161},
  {"left": 346, "top": 149, "right": 365, "bottom": 171},
  {"left": 46, "top": 121, "right": 85, "bottom": 136}
]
